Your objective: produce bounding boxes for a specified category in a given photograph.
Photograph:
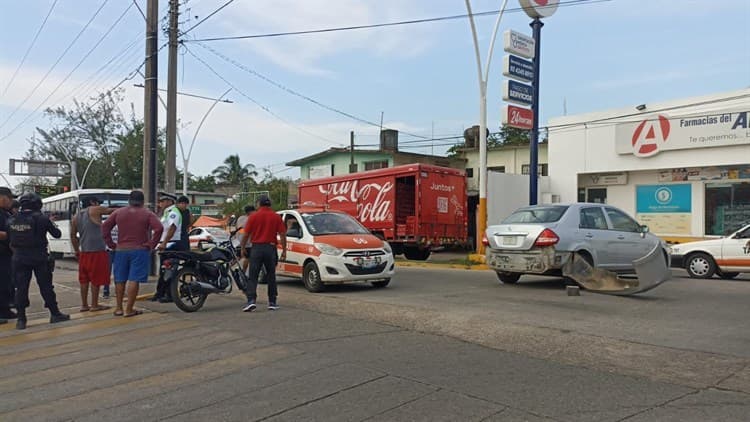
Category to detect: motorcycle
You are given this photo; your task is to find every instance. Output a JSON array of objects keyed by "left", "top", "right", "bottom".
[{"left": 159, "top": 232, "right": 248, "bottom": 312}]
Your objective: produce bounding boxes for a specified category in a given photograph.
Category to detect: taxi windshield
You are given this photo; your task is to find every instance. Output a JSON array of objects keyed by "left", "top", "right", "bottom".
[{"left": 301, "top": 212, "right": 369, "bottom": 235}]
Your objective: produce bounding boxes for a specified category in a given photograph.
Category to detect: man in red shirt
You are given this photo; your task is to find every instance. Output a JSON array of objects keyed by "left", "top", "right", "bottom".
[
  {"left": 102, "top": 191, "right": 163, "bottom": 317},
  {"left": 239, "top": 195, "right": 286, "bottom": 311}
]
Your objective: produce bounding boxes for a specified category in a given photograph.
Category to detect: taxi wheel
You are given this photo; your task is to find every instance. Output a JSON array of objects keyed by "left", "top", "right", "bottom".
[
  {"left": 371, "top": 279, "right": 390, "bottom": 288},
  {"left": 303, "top": 262, "right": 326, "bottom": 293},
  {"left": 685, "top": 253, "right": 716, "bottom": 279}
]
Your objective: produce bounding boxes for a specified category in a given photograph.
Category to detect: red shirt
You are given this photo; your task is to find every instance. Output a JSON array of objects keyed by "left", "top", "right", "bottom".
[{"left": 243, "top": 206, "right": 285, "bottom": 244}]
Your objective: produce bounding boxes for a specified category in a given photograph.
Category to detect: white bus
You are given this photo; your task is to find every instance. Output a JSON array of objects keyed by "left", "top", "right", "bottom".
[{"left": 42, "top": 189, "right": 132, "bottom": 257}]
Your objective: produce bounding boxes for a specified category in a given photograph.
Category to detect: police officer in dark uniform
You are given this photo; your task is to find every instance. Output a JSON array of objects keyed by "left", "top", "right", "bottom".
[
  {"left": 0, "top": 187, "right": 17, "bottom": 324},
  {"left": 8, "top": 192, "right": 70, "bottom": 330}
]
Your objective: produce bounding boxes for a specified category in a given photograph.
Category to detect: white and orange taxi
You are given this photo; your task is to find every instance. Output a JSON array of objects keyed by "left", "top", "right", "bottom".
[{"left": 275, "top": 208, "right": 395, "bottom": 292}]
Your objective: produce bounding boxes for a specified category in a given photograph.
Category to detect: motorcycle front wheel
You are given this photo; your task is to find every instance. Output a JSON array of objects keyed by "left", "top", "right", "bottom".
[{"left": 170, "top": 267, "right": 208, "bottom": 312}]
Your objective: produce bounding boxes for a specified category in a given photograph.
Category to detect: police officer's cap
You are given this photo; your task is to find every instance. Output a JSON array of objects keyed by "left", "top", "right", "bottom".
[
  {"left": 159, "top": 193, "right": 176, "bottom": 202},
  {"left": 18, "top": 192, "right": 43, "bottom": 210},
  {"left": 0, "top": 187, "right": 16, "bottom": 198}
]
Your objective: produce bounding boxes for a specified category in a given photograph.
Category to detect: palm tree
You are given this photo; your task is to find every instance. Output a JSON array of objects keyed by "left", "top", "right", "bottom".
[{"left": 212, "top": 154, "right": 258, "bottom": 185}]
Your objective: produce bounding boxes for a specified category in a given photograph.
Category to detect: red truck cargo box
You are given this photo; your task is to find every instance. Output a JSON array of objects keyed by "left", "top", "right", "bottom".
[{"left": 298, "top": 164, "right": 467, "bottom": 254}]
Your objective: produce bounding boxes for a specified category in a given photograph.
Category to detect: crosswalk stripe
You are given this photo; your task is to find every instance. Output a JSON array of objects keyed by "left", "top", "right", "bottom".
[
  {"left": 1, "top": 319, "right": 196, "bottom": 365},
  {"left": 0, "top": 312, "right": 161, "bottom": 347}
]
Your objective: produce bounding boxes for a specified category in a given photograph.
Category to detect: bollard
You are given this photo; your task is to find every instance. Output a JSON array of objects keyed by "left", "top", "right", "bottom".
[{"left": 566, "top": 285, "right": 581, "bottom": 296}]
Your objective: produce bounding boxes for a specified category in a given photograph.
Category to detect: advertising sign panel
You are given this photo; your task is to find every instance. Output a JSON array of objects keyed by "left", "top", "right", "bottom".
[
  {"left": 503, "top": 30, "right": 535, "bottom": 59},
  {"left": 636, "top": 184, "right": 691, "bottom": 213},
  {"left": 502, "top": 54, "right": 534, "bottom": 82},
  {"left": 519, "top": 0, "right": 560, "bottom": 18},
  {"left": 502, "top": 105, "right": 534, "bottom": 130},
  {"left": 616, "top": 111, "right": 750, "bottom": 157},
  {"left": 502, "top": 80, "right": 533, "bottom": 106}
]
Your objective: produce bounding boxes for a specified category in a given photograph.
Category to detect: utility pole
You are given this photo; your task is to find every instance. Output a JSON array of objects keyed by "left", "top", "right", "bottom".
[
  {"left": 349, "top": 131, "right": 357, "bottom": 173},
  {"left": 143, "top": 0, "right": 159, "bottom": 210},
  {"left": 165, "top": 0, "right": 178, "bottom": 195}
]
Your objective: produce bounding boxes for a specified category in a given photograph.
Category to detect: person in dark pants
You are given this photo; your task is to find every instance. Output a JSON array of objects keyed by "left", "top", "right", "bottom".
[
  {"left": 176, "top": 196, "right": 191, "bottom": 251},
  {"left": 0, "top": 187, "right": 17, "bottom": 323},
  {"left": 9, "top": 192, "right": 69, "bottom": 330},
  {"left": 240, "top": 195, "right": 286, "bottom": 311}
]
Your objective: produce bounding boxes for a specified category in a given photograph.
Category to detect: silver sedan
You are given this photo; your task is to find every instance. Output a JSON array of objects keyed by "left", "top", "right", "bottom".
[{"left": 484, "top": 203, "right": 665, "bottom": 284}]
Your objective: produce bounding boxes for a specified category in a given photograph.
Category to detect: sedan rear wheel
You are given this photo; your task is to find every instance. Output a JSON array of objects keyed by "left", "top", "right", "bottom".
[
  {"left": 685, "top": 253, "right": 716, "bottom": 279},
  {"left": 496, "top": 271, "right": 521, "bottom": 284}
]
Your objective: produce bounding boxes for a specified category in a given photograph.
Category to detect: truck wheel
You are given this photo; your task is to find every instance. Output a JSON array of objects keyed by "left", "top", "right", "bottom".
[
  {"left": 371, "top": 279, "right": 390, "bottom": 288},
  {"left": 390, "top": 243, "right": 404, "bottom": 256},
  {"left": 302, "top": 261, "right": 326, "bottom": 293},
  {"left": 404, "top": 247, "right": 430, "bottom": 261},
  {"left": 496, "top": 272, "right": 521, "bottom": 284},
  {"left": 685, "top": 253, "right": 716, "bottom": 279}
]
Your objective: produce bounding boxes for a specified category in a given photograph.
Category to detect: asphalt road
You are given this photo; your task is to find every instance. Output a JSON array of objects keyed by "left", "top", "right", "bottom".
[{"left": 1, "top": 262, "right": 748, "bottom": 421}]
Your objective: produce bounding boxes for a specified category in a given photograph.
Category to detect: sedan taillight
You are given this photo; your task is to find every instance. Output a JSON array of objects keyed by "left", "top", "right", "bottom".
[{"left": 534, "top": 228, "right": 559, "bottom": 247}]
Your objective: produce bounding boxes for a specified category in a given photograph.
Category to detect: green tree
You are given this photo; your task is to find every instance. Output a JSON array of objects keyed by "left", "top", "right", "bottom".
[
  {"left": 498, "top": 124, "right": 531, "bottom": 146},
  {"left": 211, "top": 154, "right": 258, "bottom": 185}
]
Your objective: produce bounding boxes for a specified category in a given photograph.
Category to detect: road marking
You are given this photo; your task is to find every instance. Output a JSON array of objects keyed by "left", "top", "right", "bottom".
[
  {"left": 0, "top": 312, "right": 161, "bottom": 347},
  {"left": 1, "top": 319, "right": 196, "bottom": 365},
  {"left": 3, "top": 345, "right": 298, "bottom": 420}
]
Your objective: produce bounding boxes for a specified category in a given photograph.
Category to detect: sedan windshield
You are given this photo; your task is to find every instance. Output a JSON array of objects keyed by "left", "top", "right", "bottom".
[
  {"left": 502, "top": 206, "right": 569, "bottom": 224},
  {"left": 301, "top": 212, "right": 369, "bottom": 235}
]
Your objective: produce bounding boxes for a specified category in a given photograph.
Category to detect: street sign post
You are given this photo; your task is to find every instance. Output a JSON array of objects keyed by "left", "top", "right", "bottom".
[
  {"left": 502, "top": 29, "right": 535, "bottom": 59},
  {"left": 502, "top": 54, "right": 534, "bottom": 82},
  {"left": 502, "top": 105, "right": 534, "bottom": 130},
  {"left": 502, "top": 80, "right": 533, "bottom": 106}
]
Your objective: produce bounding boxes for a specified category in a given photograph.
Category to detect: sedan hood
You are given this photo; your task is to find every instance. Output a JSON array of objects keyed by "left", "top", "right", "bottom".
[
  {"left": 312, "top": 234, "right": 385, "bottom": 250},
  {"left": 670, "top": 238, "right": 723, "bottom": 254}
]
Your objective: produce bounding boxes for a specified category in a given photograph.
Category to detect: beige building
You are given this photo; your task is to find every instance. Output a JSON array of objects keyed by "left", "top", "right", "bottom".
[{"left": 454, "top": 142, "right": 548, "bottom": 195}]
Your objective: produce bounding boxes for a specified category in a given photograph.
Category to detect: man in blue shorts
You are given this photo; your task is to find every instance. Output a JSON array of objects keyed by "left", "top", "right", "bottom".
[{"left": 101, "top": 191, "right": 162, "bottom": 317}]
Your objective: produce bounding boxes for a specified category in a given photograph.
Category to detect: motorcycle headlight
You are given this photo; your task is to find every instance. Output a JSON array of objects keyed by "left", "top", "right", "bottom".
[
  {"left": 315, "top": 243, "right": 342, "bottom": 256},
  {"left": 382, "top": 242, "right": 392, "bottom": 254}
]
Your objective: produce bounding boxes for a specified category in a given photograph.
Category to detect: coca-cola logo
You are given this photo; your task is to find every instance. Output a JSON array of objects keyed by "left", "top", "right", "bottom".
[{"left": 318, "top": 181, "right": 394, "bottom": 223}]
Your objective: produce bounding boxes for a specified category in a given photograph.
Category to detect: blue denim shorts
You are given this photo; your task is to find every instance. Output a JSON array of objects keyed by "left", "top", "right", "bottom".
[{"left": 112, "top": 249, "right": 150, "bottom": 283}]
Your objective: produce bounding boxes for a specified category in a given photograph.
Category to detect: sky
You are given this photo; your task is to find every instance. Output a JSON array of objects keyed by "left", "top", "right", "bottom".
[{"left": 1, "top": 0, "right": 749, "bottom": 188}]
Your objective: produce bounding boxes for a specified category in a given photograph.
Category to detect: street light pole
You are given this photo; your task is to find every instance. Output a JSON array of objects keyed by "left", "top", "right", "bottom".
[
  {"left": 464, "top": 0, "right": 509, "bottom": 254},
  {"left": 180, "top": 88, "right": 232, "bottom": 196}
]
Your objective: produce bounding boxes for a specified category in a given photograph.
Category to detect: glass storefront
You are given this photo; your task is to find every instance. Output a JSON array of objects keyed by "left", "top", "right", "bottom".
[{"left": 705, "top": 182, "right": 750, "bottom": 235}]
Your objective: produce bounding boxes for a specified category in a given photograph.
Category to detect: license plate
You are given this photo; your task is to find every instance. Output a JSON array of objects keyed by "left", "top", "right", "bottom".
[
  {"left": 502, "top": 236, "right": 517, "bottom": 245},
  {"left": 357, "top": 257, "right": 379, "bottom": 268}
]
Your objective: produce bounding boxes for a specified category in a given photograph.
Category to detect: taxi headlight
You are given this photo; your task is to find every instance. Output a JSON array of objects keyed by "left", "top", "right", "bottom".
[
  {"left": 315, "top": 243, "right": 342, "bottom": 256},
  {"left": 382, "top": 242, "right": 392, "bottom": 254}
]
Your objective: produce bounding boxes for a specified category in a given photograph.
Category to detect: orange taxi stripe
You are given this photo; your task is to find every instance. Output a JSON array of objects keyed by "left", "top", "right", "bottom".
[{"left": 715, "top": 259, "right": 750, "bottom": 267}]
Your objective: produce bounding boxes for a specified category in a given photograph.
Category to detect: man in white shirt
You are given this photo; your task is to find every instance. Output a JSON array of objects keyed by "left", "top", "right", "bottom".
[{"left": 153, "top": 194, "right": 183, "bottom": 303}]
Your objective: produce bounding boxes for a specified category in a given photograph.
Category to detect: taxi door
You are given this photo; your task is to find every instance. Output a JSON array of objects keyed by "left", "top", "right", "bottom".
[
  {"left": 276, "top": 212, "right": 305, "bottom": 278},
  {"left": 719, "top": 225, "right": 750, "bottom": 272}
]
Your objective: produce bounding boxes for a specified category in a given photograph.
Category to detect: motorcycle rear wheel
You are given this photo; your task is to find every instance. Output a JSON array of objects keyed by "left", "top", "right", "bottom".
[{"left": 171, "top": 267, "right": 208, "bottom": 312}]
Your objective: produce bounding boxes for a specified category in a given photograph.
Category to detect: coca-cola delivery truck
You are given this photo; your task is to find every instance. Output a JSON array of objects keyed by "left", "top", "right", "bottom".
[{"left": 298, "top": 163, "right": 467, "bottom": 260}]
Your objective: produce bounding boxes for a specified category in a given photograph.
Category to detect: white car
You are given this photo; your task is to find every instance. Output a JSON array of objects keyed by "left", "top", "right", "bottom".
[
  {"left": 670, "top": 224, "right": 750, "bottom": 279},
  {"left": 189, "top": 226, "right": 230, "bottom": 249},
  {"left": 276, "top": 208, "right": 395, "bottom": 292}
]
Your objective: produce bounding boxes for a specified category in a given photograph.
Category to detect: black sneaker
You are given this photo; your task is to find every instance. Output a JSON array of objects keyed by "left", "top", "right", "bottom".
[
  {"left": 268, "top": 303, "right": 279, "bottom": 311},
  {"left": 242, "top": 301, "right": 256, "bottom": 312},
  {"left": 50, "top": 313, "right": 71, "bottom": 324},
  {"left": 158, "top": 296, "right": 173, "bottom": 303},
  {"left": 16, "top": 318, "right": 27, "bottom": 330},
  {"left": 149, "top": 295, "right": 161, "bottom": 302}
]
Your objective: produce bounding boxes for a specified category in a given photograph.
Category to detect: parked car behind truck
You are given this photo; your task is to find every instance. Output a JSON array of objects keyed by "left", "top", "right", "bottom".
[{"left": 298, "top": 163, "right": 467, "bottom": 260}]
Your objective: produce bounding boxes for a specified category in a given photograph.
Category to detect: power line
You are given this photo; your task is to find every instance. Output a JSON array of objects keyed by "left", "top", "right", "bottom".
[
  {"left": 184, "top": 0, "right": 610, "bottom": 43},
  {"left": 0, "top": 2, "right": 135, "bottom": 142},
  {"left": 0, "top": 0, "right": 111, "bottom": 132},
  {"left": 1, "top": 0, "right": 60, "bottom": 98},
  {"left": 183, "top": 45, "right": 343, "bottom": 147},
  {"left": 180, "top": 0, "right": 237, "bottom": 37},
  {"left": 194, "top": 41, "right": 431, "bottom": 139}
]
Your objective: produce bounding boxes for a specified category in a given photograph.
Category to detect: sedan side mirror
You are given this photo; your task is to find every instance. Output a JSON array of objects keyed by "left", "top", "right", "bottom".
[{"left": 639, "top": 225, "right": 649, "bottom": 238}]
